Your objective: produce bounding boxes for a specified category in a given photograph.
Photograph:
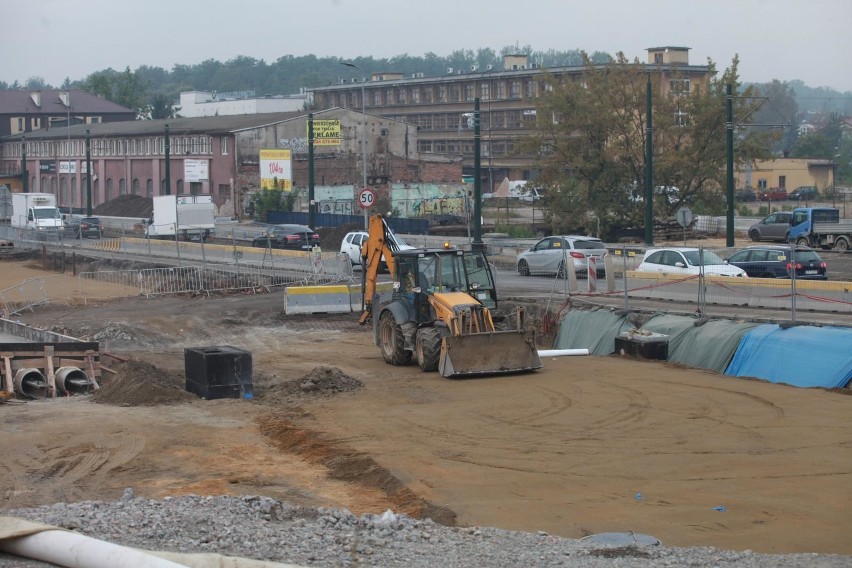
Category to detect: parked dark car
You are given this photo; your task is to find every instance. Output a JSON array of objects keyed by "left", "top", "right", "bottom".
[
  {"left": 735, "top": 189, "right": 757, "bottom": 202},
  {"left": 250, "top": 224, "right": 320, "bottom": 250},
  {"left": 758, "top": 189, "right": 788, "bottom": 201},
  {"left": 725, "top": 245, "right": 827, "bottom": 280},
  {"left": 789, "top": 186, "right": 819, "bottom": 201},
  {"left": 65, "top": 216, "right": 102, "bottom": 239},
  {"left": 747, "top": 212, "right": 792, "bottom": 242}
]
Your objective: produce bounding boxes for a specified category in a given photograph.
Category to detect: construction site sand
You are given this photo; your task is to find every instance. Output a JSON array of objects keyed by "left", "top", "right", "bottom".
[{"left": 1, "top": 259, "right": 851, "bottom": 556}]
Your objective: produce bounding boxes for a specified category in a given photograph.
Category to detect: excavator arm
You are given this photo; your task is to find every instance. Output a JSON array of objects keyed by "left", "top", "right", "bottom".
[{"left": 359, "top": 214, "right": 399, "bottom": 325}]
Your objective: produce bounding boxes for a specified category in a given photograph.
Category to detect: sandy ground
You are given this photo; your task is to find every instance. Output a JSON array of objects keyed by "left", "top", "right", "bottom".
[{"left": 1, "top": 258, "right": 851, "bottom": 556}]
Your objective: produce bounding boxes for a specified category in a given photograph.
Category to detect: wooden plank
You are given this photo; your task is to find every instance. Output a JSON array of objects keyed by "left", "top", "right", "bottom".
[
  {"left": 2, "top": 356, "right": 13, "bottom": 393},
  {"left": 43, "top": 345, "right": 56, "bottom": 398},
  {"left": 85, "top": 353, "right": 100, "bottom": 391}
]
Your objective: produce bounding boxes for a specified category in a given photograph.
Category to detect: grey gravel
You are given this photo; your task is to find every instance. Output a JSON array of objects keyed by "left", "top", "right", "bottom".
[{"left": 2, "top": 490, "right": 850, "bottom": 567}]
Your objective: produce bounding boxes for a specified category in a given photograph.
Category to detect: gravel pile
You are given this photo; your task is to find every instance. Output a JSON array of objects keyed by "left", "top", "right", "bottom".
[{"left": 3, "top": 490, "right": 849, "bottom": 567}]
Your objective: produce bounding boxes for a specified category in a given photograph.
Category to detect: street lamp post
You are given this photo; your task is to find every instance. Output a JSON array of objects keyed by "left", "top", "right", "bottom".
[{"left": 341, "top": 62, "right": 368, "bottom": 230}]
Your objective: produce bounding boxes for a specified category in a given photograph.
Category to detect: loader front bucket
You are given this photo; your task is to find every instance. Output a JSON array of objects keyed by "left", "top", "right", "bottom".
[{"left": 438, "top": 329, "right": 543, "bottom": 379}]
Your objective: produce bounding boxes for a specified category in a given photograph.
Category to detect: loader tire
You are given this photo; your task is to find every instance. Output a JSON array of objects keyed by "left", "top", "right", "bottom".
[
  {"left": 416, "top": 327, "right": 441, "bottom": 372},
  {"left": 378, "top": 311, "right": 411, "bottom": 365}
]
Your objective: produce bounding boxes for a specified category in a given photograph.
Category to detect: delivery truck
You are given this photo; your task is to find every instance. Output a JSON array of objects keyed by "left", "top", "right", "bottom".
[
  {"left": 145, "top": 194, "right": 215, "bottom": 241},
  {"left": 11, "top": 192, "right": 63, "bottom": 232},
  {"left": 788, "top": 207, "right": 852, "bottom": 251}
]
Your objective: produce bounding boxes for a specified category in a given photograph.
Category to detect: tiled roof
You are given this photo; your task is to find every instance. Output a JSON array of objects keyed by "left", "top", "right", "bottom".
[{"left": 0, "top": 89, "right": 134, "bottom": 114}]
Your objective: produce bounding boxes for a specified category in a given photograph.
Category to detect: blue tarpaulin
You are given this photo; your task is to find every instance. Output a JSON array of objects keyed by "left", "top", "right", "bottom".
[{"left": 725, "top": 324, "right": 852, "bottom": 388}]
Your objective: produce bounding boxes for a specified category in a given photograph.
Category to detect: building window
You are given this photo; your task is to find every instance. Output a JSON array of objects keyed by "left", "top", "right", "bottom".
[
  {"left": 176, "top": 179, "right": 184, "bottom": 194},
  {"left": 398, "top": 88, "right": 407, "bottom": 104},
  {"left": 449, "top": 85, "right": 460, "bottom": 102},
  {"left": 674, "top": 109, "right": 689, "bottom": 126},
  {"left": 654, "top": 53, "right": 663, "bottom": 64},
  {"left": 132, "top": 178, "right": 140, "bottom": 195},
  {"left": 218, "top": 184, "right": 230, "bottom": 199},
  {"left": 439, "top": 85, "right": 448, "bottom": 103},
  {"left": 14, "top": 117, "right": 24, "bottom": 133},
  {"left": 384, "top": 88, "right": 394, "bottom": 105},
  {"left": 89, "top": 116, "right": 101, "bottom": 123},
  {"left": 525, "top": 80, "right": 535, "bottom": 98},
  {"left": 221, "top": 136, "right": 229, "bottom": 155},
  {"left": 410, "top": 88, "right": 420, "bottom": 104},
  {"left": 92, "top": 179, "right": 99, "bottom": 204},
  {"left": 510, "top": 81, "right": 522, "bottom": 99},
  {"left": 31, "top": 118, "right": 41, "bottom": 130},
  {"left": 119, "top": 178, "right": 126, "bottom": 195},
  {"left": 70, "top": 177, "right": 77, "bottom": 205},
  {"left": 422, "top": 86, "right": 433, "bottom": 103},
  {"left": 146, "top": 179, "right": 153, "bottom": 197},
  {"left": 480, "top": 82, "right": 491, "bottom": 100},
  {"left": 670, "top": 78, "right": 691, "bottom": 95},
  {"left": 189, "top": 181, "right": 203, "bottom": 195},
  {"left": 757, "top": 179, "right": 767, "bottom": 190},
  {"left": 496, "top": 82, "right": 506, "bottom": 99},
  {"left": 106, "top": 178, "right": 114, "bottom": 200},
  {"left": 464, "top": 83, "right": 475, "bottom": 101}
]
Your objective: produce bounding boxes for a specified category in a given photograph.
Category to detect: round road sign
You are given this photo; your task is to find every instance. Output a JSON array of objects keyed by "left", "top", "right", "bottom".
[
  {"left": 358, "top": 187, "right": 375, "bottom": 209},
  {"left": 676, "top": 206, "right": 693, "bottom": 228}
]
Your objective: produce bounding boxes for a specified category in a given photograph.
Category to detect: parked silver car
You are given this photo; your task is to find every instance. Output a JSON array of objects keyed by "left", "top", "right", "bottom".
[
  {"left": 517, "top": 235, "right": 607, "bottom": 278},
  {"left": 748, "top": 212, "right": 792, "bottom": 242}
]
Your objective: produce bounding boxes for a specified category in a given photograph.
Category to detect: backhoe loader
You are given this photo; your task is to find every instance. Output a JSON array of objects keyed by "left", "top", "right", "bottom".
[{"left": 359, "top": 214, "right": 542, "bottom": 378}]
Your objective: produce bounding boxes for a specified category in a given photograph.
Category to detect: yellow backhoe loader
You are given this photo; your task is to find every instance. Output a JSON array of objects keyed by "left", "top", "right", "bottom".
[{"left": 359, "top": 214, "right": 542, "bottom": 378}]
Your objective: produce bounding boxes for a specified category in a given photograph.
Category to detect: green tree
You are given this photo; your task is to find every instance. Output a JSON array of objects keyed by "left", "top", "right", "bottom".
[
  {"left": 147, "top": 93, "right": 177, "bottom": 119},
  {"left": 113, "top": 67, "right": 148, "bottom": 115},
  {"left": 25, "top": 76, "right": 51, "bottom": 89},
  {"left": 522, "top": 52, "right": 772, "bottom": 238}
]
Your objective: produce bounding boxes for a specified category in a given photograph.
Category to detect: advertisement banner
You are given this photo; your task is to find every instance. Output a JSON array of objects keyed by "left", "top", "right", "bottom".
[
  {"left": 59, "top": 161, "right": 77, "bottom": 174},
  {"left": 259, "top": 149, "right": 292, "bottom": 190},
  {"left": 184, "top": 159, "right": 209, "bottom": 182},
  {"left": 39, "top": 161, "right": 56, "bottom": 173},
  {"left": 311, "top": 120, "right": 341, "bottom": 146}
]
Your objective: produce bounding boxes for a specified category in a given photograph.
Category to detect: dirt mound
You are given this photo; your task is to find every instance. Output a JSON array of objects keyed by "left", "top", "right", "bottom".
[
  {"left": 258, "top": 366, "right": 363, "bottom": 405},
  {"left": 92, "top": 359, "right": 196, "bottom": 406},
  {"left": 93, "top": 195, "right": 153, "bottom": 218}
]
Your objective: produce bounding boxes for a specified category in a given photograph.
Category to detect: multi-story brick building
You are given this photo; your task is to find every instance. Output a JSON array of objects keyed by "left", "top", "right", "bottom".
[
  {"left": 311, "top": 47, "right": 711, "bottom": 191},
  {"left": 0, "top": 108, "right": 460, "bottom": 218}
]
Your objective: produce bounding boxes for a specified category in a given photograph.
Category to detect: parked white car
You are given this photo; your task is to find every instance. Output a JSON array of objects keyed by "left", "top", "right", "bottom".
[
  {"left": 636, "top": 247, "right": 748, "bottom": 277},
  {"left": 340, "top": 230, "right": 414, "bottom": 267}
]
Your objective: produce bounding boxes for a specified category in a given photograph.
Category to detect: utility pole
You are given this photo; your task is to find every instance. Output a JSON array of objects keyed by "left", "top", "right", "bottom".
[
  {"left": 726, "top": 83, "right": 735, "bottom": 247},
  {"left": 85, "top": 130, "right": 92, "bottom": 216},
  {"left": 472, "top": 98, "right": 483, "bottom": 251},
  {"left": 308, "top": 113, "right": 315, "bottom": 229},
  {"left": 644, "top": 74, "right": 654, "bottom": 246},
  {"left": 21, "top": 136, "right": 28, "bottom": 193}
]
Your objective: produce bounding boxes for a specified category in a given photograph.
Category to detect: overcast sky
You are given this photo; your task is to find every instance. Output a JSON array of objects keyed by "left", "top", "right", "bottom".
[{"left": 5, "top": 0, "right": 852, "bottom": 92}]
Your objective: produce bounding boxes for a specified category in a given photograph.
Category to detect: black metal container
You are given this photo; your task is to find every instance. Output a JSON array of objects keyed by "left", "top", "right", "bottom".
[
  {"left": 614, "top": 333, "right": 669, "bottom": 360},
  {"left": 184, "top": 346, "right": 253, "bottom": 400}
]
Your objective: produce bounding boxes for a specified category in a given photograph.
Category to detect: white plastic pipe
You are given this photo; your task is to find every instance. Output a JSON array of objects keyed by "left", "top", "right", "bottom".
[
  {"left": 1, "top": 528, "right": 186, "bottom": 568},
  {"left": 537, "top": 348, "right": 589, "bottom": 357}
]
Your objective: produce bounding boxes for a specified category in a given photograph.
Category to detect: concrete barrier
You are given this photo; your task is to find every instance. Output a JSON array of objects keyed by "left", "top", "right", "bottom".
[
  {"left": 284, "top": 284, "right": 352, "bottom": 314},
  {"left": 284, "top": 281, "right": 395, "bottom": 315}
]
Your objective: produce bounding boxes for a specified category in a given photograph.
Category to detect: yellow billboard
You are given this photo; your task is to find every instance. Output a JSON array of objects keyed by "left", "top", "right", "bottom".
[
  {"left": 311, "top": 120, "right": 341, "bottom": 146},
  {"left": 259, "top": 149, "right": 292, "bottom": 190}
]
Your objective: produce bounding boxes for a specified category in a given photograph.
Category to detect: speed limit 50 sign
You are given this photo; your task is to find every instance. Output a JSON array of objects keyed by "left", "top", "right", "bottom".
[{"left": 358, "top": 187, "right": 375, "bottom": 209}]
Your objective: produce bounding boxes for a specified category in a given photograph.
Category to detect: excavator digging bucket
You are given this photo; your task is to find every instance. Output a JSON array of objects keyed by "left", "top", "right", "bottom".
[{"left": 438, "top": 329, "right": 543, "bottom": 379}]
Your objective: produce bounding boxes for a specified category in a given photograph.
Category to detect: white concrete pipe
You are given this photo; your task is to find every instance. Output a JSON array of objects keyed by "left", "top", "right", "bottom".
[
  {"left": 55, "top": 366, "right": 90, "bottom": 396},
  {"left": 13, "top": 369, "right": 48, "bottom": 399},
  {"left": 537, "top": 348, "right": 590, "bottom": 357}
]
